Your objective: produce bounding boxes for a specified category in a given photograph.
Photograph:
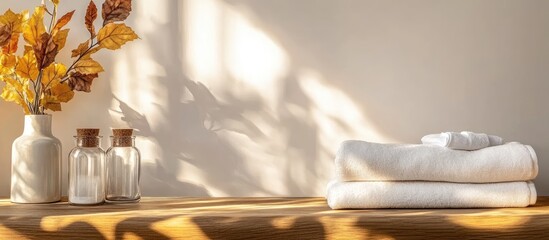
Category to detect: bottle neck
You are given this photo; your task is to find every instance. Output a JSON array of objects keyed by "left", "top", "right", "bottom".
[
  {"left": 111, "top": 136, "right": 135, "bottom": 147},
  {"left": 23, "top": 115, "right": 52, "bottom": 135},
  {"left": 75, "top": 136, "right": 102, "bottom": 148}
]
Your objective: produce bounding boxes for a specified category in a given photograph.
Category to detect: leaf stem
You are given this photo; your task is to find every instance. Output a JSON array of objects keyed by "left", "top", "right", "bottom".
[
  {"left": 12, "top": 68, "right": 34, "bottom": 112},
  {"left": 32, "top": 71, "right": 43, "bottom": 114},
  {"left": 61, "top": 41, "right": 100, "bottom": 83},
  {"left": 44, "top": 7, "right": 53, "bottom": 16},
  {"left": 48, "top": 4, "right": 57, "bottom": 33}
]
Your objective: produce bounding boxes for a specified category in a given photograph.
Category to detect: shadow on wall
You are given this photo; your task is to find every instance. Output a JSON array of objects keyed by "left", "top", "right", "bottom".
[
  {"left": 109, "top": 0, "right": 309, "bottom": 196},
  {"left": 110, "top": 0, "right": 549, "bottom": 196},
  {"left": 108, "top": 0, "right": 392, "bottom": 197}
]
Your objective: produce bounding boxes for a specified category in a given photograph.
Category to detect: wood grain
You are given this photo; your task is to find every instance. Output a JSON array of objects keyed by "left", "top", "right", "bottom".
[{"left": 0, "top": 197, "right": 548, "bottom": 239}]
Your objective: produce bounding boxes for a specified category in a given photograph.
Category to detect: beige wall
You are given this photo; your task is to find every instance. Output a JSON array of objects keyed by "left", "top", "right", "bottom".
[{"left": 1, "top": 0, "right": 548, "bottom": 197}]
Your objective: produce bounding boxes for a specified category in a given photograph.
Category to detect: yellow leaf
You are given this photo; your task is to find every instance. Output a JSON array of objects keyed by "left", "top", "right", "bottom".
[
  {"left": 2, "top": 75, "right": 35, "bottom": 114},
  {"left": 43, "top": 82, "right": 74, "bottom": 111},
  {"left": 3, "top": 77, "right": 22, "bottom": 92},
  {"left": 0, "top": 77, "right": 29, "bottom": 113},
  {"left": 41, "top": 63, "right": 67, "bottom": 88},
  {"left": 23, "top": 6, "right": 46, "bottom": 46},
  {"left": 0, "top": 53, "right": 16, "bottom": 76},
  {"left": 53, "top": 28, "right": 69, "bottom": 50},
  {"left": 0, "top": 9, "right": 27, "bottom": 33},
  {"left": 74, "top": 58, "right": 104, "bottom": 74},
  {"left": 51, "top": 82, "right": 73, "bottom": 102},
  {"left": 0, "top": 9, "right": 27, "bottom": 51},
  {"left": 1, "top": 82, "right": 24, "bottom": 104},
  {"left": 71, "top": 40, "right": 89, "bottom": 58},
  {"left": 15, "top": 50, "right": 39, "bottom": 80},
  {"left": 0, "top": 10, "right": 17, "bottom": 25},
  {"left": 97, "top": 23, "right": 138, "bottom": 50},
  {"left": 50, "top": 0, "right": 60, "bottom": 6}
]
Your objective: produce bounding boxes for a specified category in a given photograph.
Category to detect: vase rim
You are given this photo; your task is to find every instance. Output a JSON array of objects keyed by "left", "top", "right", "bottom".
[{"left": 24, "top": 114, "right": 52, "bottom": 118}]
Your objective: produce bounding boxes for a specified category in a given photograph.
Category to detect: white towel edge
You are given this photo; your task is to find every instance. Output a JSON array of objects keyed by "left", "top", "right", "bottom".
[
  {"left": 524, "top": 145, "right": 539, "bottom": 180},
  {"left": 528, "top": 181, "right": 537, "bottom": 205},
  {"left": 326, "top": 181, "right": 537, "bottom": 208}
]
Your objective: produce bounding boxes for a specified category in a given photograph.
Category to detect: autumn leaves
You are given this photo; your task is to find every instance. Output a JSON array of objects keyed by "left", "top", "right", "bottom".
[
  {"left": 0, "top": 0, "right": 138, "bottom": 114},
  {"left": 67, "top": 0, "right": 138, "bottom": 92}
]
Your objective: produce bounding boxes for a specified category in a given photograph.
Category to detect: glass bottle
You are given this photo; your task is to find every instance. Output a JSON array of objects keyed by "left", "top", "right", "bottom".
[
  {"left": 105, "top": 129, "right": 141, "bottom": 203},
  {"left": 68, "top": 129, "right": 105, "bottom": 205}
]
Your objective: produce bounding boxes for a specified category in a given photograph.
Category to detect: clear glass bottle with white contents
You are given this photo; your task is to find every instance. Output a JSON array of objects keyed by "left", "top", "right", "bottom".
[
  {"left": 105, "top": 129, "right": 141, "bottom": 203},
  {"left": 68, "top": 129, "right": 105, "bottom": 205}
]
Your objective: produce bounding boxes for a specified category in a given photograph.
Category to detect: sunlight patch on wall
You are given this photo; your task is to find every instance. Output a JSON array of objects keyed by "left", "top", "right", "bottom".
[
  {"left": 109, "top": 56, "right": 164, "bottom": 182},
  {"left": 220, "top": 3, "right": 292, "bottom": 195},
  {"left": 112, "top": 0, "right": 395, "bottom": 196},
  {"left": 109, "top": 1, "right": 179, "bottom": 186},
  {"left": 183, "top": 0, "right": 293, "bottom": 196},
  {"left": 183, "top": 0, "right": 223, "bottom": 86},
  {"left": 110, "top": 55, "right": 131, "bottom": 102},
  {"left": 224, "top": 5, "right": 290, "bottom": 112}
]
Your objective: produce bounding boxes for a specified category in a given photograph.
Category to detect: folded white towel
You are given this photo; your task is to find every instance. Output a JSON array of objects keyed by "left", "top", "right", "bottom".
[
  {"left": 421, "top": 131, "right": 504, "bottom": 150},
  {"left": 336, "top": 140, "right": 538, "bottom": 182},
  {"left": 326, "top": 181, "right": 537, "bottom": 209}
]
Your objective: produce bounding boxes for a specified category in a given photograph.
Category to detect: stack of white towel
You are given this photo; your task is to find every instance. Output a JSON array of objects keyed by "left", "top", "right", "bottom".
[{"left": 327, "top": 131, "right": 539, "bottom": 209}]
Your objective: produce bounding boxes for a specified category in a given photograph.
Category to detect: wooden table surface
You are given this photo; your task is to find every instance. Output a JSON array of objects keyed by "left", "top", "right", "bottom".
[{"left": 0, "top": 197, "right": 548, "bottom": 239}]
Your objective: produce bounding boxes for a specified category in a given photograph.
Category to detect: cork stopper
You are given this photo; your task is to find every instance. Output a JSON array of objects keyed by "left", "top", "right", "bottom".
[
  {"left": 113, "top": 128, "right": 133, "bottom": 137},
  {"left": 76, "top": 128, "right": 100, "bottom": 147},
  {"left": 112, "top": 128, "right": 134, "bottom": 147}
]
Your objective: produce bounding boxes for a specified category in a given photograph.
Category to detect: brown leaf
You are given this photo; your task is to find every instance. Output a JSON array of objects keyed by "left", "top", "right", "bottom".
[
  {"left": 33, "top": 32, "right": 58, "bottom": 68},
  {"left": 45, "top": 102, "right": 62, "bottom": 111},
  {"left": 0, "top": 24, "right": 11, "bottom": 46},
  {"left": 68, "top": 72, "right": 98, "bottom": 92},
  {"left": 53, "top": 10, "right": 75, "bottom": 32},
  {"left": 85, "top": 0, "right": 98, "bottom": 38},
  {"left": 102, "top": 0, "right": 132, "bottom": 26},
  {"left": 1, "top": 33, "right": 18, "bottom": 53},
  {"left": 23, "top": 45, "right": 33, "bottom": 54}
]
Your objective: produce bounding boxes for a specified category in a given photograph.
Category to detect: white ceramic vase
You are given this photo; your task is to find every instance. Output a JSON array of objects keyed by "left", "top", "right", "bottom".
[{"left": 11, "top": 115, "right": 62, "bottom": 203}]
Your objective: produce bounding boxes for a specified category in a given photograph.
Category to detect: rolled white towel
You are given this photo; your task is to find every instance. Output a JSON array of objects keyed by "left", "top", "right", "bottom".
[
  {"left": 421, "top": 131, "right": 504, "bottom": 150},
  {"left": 336, "top": 140, "right": 538, "bottom": 183},
  {"left": 326, "top": 181, "right": 537, "bottom": 209}
]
